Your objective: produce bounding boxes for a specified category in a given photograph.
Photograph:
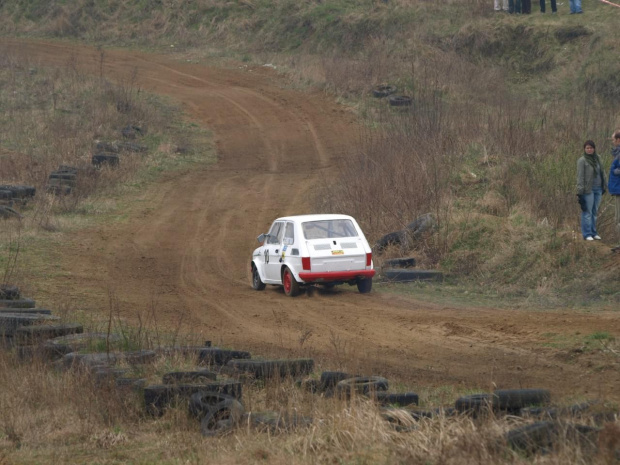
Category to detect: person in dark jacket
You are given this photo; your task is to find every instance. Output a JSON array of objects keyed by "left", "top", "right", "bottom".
[
  {"left": 609, "top": 131, "right": 620, "bottom": 250},
  {"left": 577, "top": 140, "right": 606, "bottom": 241}
]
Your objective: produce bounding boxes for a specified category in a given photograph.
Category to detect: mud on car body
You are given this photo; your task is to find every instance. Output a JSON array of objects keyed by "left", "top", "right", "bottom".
[{"left": 250, "top": 214, "right": 375, "bottom": 296}]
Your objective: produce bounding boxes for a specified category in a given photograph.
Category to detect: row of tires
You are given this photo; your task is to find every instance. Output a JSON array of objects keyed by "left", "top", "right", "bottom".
[
  {"left": 1, "top": 301, "right": 615, "bottom": 453},
  {"left": 372, "top": 85, "right": 412, "bottom": 107}
]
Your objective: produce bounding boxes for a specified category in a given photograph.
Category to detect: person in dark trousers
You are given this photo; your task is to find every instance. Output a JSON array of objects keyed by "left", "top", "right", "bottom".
[
  {"left": 609, "top": 131, "right": 620, "bottom": 251},
  {"left": 509, "top": 0, "right": 522, "bottom": 13},
  {"left": 540, "top": 0, "right": 557, "bottom": 13},
  {"left": 522, "top": 0, "right": 532, "bottom": 13},
  {"left": 577, "top": 140, "right": 607, "bottom": 241}
]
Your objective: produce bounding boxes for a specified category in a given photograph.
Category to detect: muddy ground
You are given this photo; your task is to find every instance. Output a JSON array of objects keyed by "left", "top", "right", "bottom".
[{"left": 3, "top": 39, "right": 619, "bottom": 402}]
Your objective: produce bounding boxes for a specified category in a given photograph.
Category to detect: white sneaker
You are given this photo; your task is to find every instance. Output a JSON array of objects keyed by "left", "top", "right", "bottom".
[
  {"left": 593, "top": 235, "right": 602, "bottom": 240},
  {"left": 585, "top": 236, "right": 594, "bottom": 241}
]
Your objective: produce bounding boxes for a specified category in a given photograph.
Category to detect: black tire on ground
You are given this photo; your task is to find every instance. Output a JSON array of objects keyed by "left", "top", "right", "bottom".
[
  {"left": 320, "top": 371, "right": 355, "bottom": 390},
  {"left": 374, "top": 230, "right": 407, "bottom": 252},
  {"left": 200, "top": 399, "right": 245, "bottom": 437},
  {"left": 92, "top": 153, "right": 120, "bottom": 167},
  {"left": 383, "top": 269, "right": 444, "bottom": 283},
  {"left": 388, "top": 95, "right": 412, "bottom": 107},
  {"left": 227, "top": 358, "right": 314, "bottom": 380},
  {"left": 493, "top": 389, "right": 551, "bottom": 412},
  {"left": 251, "top": 264, "right": 266, "bottom": 291},
  {"left": 144, "top": 381, "right": 242, "bottom": 417},
  {"left": 372, "top": 85, "right": 397, "bottom": 98},
  {"left": 282, "top": 267, "right": 300, "bottom": 297},
  {"left": 0, "top": 298, "right": 35, "bottom": 309},
  {"left": 162, "top": 370, "right": 217, "bottom": 385},
  {"left": 374, "top": 392, "right": 419, "bottom": 407},
  {"left": 357, "top": 278, "right": 372, "bottom": 294},
  {"left": 383, "top": 258, "right": 417, "bottom": 269},
  {"left": 189, "top": 392, "right": 238, "bottom": 419},
  {"left": 0, "top": 313, "right": 59, "bottom": 337},
  {"left": 335, "top": 376, "right": 389, "bottom": 398},
  {"left": 0, "top": 308, "right": 52, "bottom": 315},
  {"left": 454, "top": 393, "right": 494, "bottom": 415},
  {"left": 13, "top": 323, "right": 83, "bottom": 345}
]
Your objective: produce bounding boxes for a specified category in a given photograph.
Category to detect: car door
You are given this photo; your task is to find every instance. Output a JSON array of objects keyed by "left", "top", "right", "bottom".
[{"left": 264, "top": 221, "right": 285, "bottom": 282}]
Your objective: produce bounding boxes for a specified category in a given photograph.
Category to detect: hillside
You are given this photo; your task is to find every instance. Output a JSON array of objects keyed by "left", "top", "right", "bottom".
[{"left": 2, "top": 0, "right": 620, "bottom": 305}]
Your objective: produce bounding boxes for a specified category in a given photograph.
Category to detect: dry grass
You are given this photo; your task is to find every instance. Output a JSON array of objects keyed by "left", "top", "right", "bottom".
[{"left": 0, "top": 341, "right": 617, "bottom": 464}]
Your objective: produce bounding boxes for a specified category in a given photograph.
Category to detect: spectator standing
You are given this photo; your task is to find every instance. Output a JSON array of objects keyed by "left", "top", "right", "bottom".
[
  {"left": 509, "top": 0, "right": 522, "bottom": 13},
  {"left": 577, "top": 140, "right": 606, "bottom": 241},
  {"left": 540, "top": 0, "right": 557, "bottom": 13},
  {"left": 609, "top": 131, "right": 620, "bottom": 250},
  {"left": 522, "top": 0, "right": 532, "bottom": 13},
  {"left": 495, "top": 0, "right": 509, "bottom": 11},
  {"left": 570, "top": 0, "right": 583, "bottom": 13}
]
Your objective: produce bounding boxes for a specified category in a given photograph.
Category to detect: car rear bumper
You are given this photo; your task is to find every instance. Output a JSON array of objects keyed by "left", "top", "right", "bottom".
[{"left": 298, "top": 269, "right": 375, "bottom": 283}]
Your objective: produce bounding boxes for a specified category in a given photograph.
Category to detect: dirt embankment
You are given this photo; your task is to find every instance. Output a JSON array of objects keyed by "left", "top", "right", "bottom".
[{"left": 3, "top": 39, "right": 619, "bottom": 401}]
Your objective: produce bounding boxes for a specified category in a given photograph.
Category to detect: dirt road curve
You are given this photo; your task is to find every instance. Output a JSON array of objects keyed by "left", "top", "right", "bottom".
[{"left": 4, "top": 39, "right": 619, "bottom": 400}]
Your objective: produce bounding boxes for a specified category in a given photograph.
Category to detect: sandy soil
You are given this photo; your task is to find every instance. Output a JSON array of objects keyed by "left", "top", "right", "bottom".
[{"left": 3, "top": 39, "right": 619, "bottom": 401}]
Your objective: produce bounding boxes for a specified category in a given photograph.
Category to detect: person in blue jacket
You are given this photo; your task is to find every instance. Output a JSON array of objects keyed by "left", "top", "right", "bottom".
[
  {"left": 577, "top": 140, "right": 606, "bottom": 241},
  {"left": 610, "top": 131, "right": 620, "bottom": 251}
]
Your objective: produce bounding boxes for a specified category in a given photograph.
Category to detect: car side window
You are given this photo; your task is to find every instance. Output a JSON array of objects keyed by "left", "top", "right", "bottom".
[
  {"left": 284, "top": 222, "right": 294, "bottom": 245},
  {"left": 267, "top": 222, "right": 283, "bottom": 244}
]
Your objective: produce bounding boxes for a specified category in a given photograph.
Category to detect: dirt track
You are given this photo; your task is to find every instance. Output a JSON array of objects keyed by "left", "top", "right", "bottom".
[{"left": 4, "top": 39, "right": 620, "bottom": 401}]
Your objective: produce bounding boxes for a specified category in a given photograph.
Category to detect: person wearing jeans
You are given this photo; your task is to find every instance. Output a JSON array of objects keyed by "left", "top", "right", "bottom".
[
  {"left": 540, "top": 0, "right": 557, "bottom": 13},
  {"left": 609, "top": 131, "right": 620, "bottom": 250},
  {"left": 577, "top": 140, "right": 607, "bottom": 240},
  {"left": 570, "top": 0, "right": 583, "bottom": 13},
  {"left": 509, "top": 0, "right": 522, "bottom": 13}
]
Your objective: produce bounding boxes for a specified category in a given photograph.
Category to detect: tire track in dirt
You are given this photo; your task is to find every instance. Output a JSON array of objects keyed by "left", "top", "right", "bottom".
[{"left": 4, "top": 39, "right": 619, "bottom": 400}]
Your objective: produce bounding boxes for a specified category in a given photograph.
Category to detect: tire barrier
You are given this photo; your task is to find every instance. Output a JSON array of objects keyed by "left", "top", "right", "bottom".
[
  {"left": 144, "top": 381, "right": 242, "bottom": 417},
  {"left": 13, "top": 323, "right": 83, "bottom": 345},
  {"left": 226, "top": 358, "right": 314, "bottom": 380}
]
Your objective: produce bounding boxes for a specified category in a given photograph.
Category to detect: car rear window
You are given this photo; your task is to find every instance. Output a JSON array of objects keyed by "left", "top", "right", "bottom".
[{"left": 302, "top": 219, "right": 358, "bottom": 239}]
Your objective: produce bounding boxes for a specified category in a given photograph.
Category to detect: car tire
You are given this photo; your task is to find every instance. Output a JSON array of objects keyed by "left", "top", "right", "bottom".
[
  {"left": 493, "top": 389, "right": 551, "bottom": 412},
  {"left": 200, "top": 399, "right": 244, "bottom": 437},
  {"left": 356, "top": 278, "right": 372, "bottom": 294},
  {"left": 388, "top": 95, "right": 412, "bottom": 107},
  {"left": 251, "top": 264, "right": 266, "bottom": 291},
  {"left": 282, "top": 267, "right": 300, "bottom": 297}
]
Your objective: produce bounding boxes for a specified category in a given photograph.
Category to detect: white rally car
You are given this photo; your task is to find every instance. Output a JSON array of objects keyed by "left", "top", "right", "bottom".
[{"left": 250, "top": 214, "right": 375, "bottom": 296}]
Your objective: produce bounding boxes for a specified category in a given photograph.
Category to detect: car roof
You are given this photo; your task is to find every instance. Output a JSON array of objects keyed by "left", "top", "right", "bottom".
[{"left": 274, "top": 214, "right": 356, "bottom": 223}]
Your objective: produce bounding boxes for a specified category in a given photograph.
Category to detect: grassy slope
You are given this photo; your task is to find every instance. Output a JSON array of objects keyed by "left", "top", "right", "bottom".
[{"left": 1, "top": 0, "right": 620, "bottom": 307}]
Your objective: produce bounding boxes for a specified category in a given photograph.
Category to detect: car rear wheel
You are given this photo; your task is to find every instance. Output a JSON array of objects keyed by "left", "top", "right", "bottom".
[
  {"left": 357, "top": 278, "right": 372, "bottom": 294},
  {"left": 282, "top": 267, "right": 300, "bottom": 297},
  {"left": 251, "top": 264, "right": 266, "bottom": 291}
]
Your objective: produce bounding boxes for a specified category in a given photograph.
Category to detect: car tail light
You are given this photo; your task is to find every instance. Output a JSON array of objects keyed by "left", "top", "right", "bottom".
[
  {"left": 302, "top": 257, "right": 311, "bottom": 270},
  {"left": 366, "top": 252, "right": 372, "bottom": 267}
]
